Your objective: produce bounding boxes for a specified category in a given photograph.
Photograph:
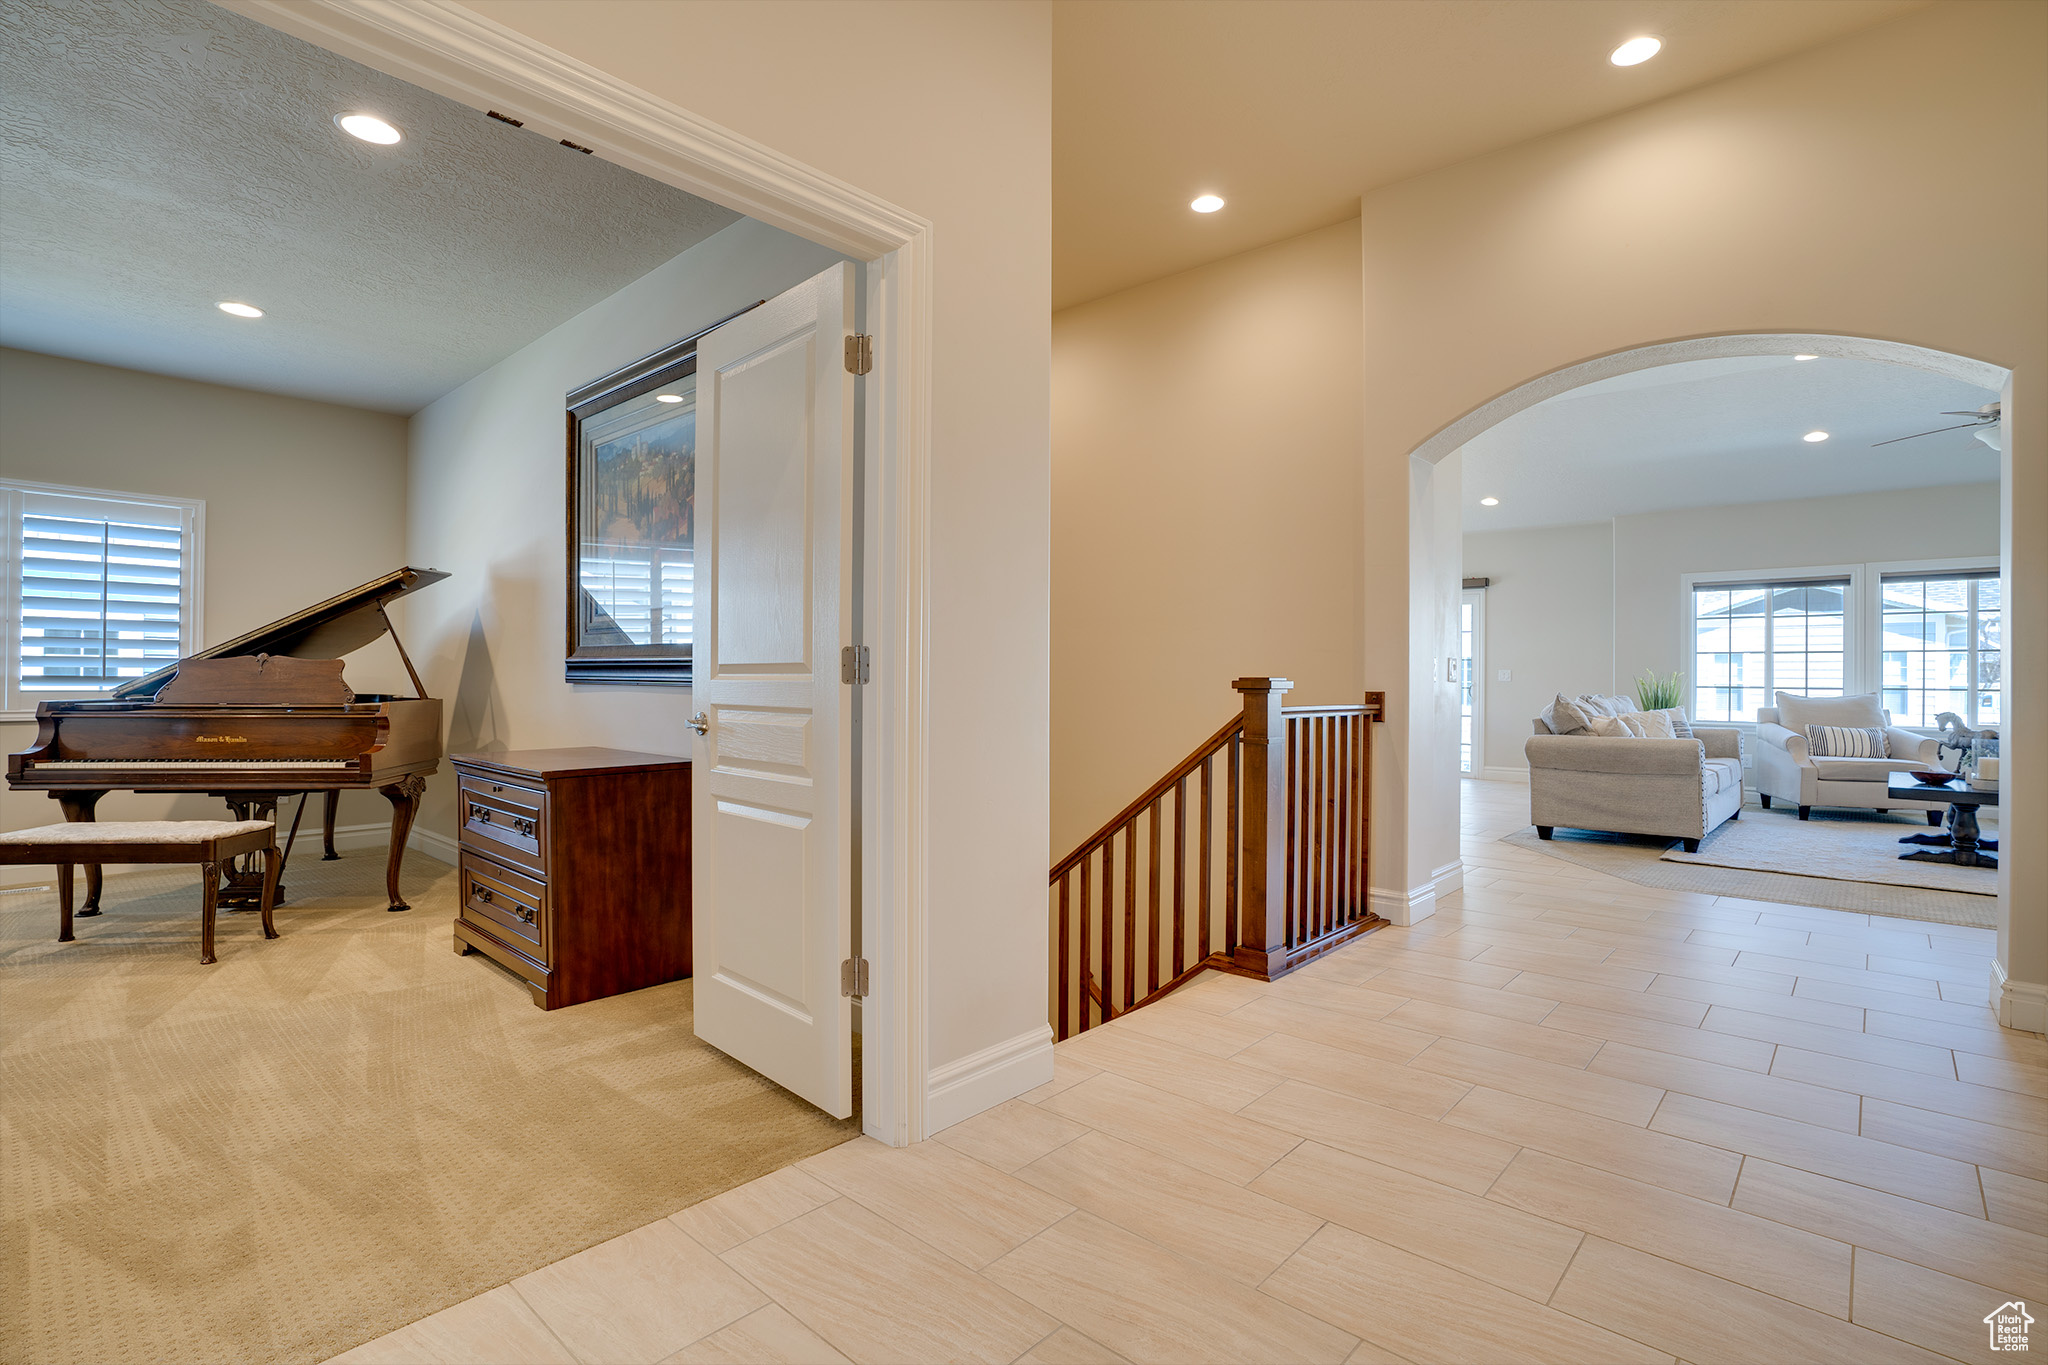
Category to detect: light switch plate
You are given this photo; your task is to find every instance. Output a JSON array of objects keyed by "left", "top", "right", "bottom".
[{"left": 1497, "top": 669, "right": 1512, "bottom": 682}]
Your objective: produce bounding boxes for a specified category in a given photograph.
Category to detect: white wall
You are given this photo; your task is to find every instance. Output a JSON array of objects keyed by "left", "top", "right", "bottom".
[
  {"left": 406, "top": 218, "right": 846, "bottom": 841},
  {"left": 1052, "top": 219, "right": 1364, "bottom": 859},
  {"left": 0, "top": 347, "right": 409, "bottom": 872},
  {"left": 1465, "top": 483, "right": 2003, "bottom": 771},
  {"left": 421, "top": 0, "right": 1055, "bottom": 1092},
  {"left": 1461, "top": 520, "right": 1615, "bottom": 773},
  {"left": 1356, "top": 0, "right": 2045, "bottom": 1020},
  {"left": 1613, "top": 483, "right": 2003, "bottom": 690}
]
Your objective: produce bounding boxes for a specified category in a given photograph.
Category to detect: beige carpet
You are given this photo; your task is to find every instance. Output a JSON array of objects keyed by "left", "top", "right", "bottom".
[
  {"left": 1663, "top": 805, "right": 1998, "bottom": 898},
  {"left": 1500, "top": 814, "right": 1997, "bottom": 928},
  {"left": 0, "top": 850, "right": 857, "bottom": 1365}
]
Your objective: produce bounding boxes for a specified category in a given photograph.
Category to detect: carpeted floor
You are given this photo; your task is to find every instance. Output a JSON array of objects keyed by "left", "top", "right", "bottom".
[
  {"left": 1663, "top": 804, "right": 1998, "bottom": 897},
  {"left": 0, "top": 850, "right": 857, "bottom": 1365},
  {"left": 1500, "top": 804, "right": 1999, "bottom": 929}
]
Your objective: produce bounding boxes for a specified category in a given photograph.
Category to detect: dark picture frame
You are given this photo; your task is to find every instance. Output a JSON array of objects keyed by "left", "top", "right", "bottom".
[{"left": 563, "top": 303, "right": 759, "bottom": 686}]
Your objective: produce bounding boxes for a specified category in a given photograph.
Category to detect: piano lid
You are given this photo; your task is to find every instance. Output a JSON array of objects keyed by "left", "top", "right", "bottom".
[{"left": 112, "top": 566, "right": 449, "bottom": 700}]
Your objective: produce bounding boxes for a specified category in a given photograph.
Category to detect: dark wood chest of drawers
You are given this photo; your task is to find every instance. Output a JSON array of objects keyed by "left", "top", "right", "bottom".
[{"left": 450, "top": 747, "right": 690, "bottom": 1010}]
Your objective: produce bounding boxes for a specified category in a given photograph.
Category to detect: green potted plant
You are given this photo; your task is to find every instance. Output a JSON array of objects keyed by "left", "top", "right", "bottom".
[{"left": 1635, "top": 669, "right": 1685, "bottom": 712}]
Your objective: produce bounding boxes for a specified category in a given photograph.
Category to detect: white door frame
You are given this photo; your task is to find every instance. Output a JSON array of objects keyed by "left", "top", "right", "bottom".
[
  {"left": 223, "top": 0, "right": 931, "bottom": 1144},
  {"left": 1460, "top": 586, "right": 1485, "bottom": 777}
]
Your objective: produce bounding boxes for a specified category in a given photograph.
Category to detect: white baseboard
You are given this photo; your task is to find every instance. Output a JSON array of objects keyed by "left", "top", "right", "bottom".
[
  {"left": 1370, "top": 858, "right": 1466, "bottom": 926},
  {"left": 926, "top": 1024, "right": 1054, "bottom": 1133},
  {"left": 1370, "top": 883, "right": 1436, "bottom": 926},
  {"left": 1991, "top": 959, "right": 2048, "bottom": 1034},
  {"left": 1479, "top": 766, "right": 1530, "bottom": 783},
  {"left": 317, "top": 822, "right": 457, "bottom": 865}
]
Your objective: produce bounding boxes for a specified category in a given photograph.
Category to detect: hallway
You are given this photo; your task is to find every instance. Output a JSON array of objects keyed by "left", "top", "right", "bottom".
[{"left": 336, "top": 778, "right": 2043, "bottom": 1365}]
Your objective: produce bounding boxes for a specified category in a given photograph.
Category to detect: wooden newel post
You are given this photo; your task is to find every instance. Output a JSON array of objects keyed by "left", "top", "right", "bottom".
[{"left": 1232, "top": 677, "right": 1292, "bottom": 979}]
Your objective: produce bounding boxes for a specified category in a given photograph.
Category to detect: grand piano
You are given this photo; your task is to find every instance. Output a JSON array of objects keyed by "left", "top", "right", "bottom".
[{"left": 7, "top": 567, "right": 447, "bottom": 913}]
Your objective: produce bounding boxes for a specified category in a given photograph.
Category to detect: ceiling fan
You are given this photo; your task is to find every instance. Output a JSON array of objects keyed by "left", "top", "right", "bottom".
[{"left": 1872, "top": 401, "right": 2002, "bottom": 449}]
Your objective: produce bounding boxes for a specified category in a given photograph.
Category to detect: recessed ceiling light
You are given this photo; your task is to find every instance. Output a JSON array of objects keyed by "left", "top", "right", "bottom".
[
  {"left": 1803, "top": 431, "right": 1830, "bottom": 443},
  {"left": 1794, "top": 354, "right": 1818, "bottom": 361},
  {"left": 1609, "top": 36, "right": 1662, "bottom": 66},
  {"left": 1480, "top": 497, "right": 1500, "bottom": 506},
  {"left": 216, "top": 301, "right": 263, "bottom": 318},
  {"left": 655, "top": 393, "right": 685, "bottom": 403},
  {"left": 1190, "top": 194, "right": 1225, "bottom": 214},
  {"left": 335, "top": 112, "right": 402, "bottom": 145}
]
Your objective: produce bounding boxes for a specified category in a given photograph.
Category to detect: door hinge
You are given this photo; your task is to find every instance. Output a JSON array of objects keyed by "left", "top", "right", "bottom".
[
  {"left": 844, "top": 333, "right": 873, "bottom": 376},
  {"left": 840, "top": 644, "right": 870, "bottom": 684},
  {"left": 841, "top": 956, "right": 870, "bottom": 998}
]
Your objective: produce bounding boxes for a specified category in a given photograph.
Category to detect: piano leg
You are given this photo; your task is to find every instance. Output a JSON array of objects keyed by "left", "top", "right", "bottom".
[
  {"left": 379, "top": 775, "right": 426, "bottom": 912},
  {"left": 322, "top": 791, "right": 342, "bottom": 859},
  {"left": 55, "top": 791, "right": 103, "bottom": 916}
]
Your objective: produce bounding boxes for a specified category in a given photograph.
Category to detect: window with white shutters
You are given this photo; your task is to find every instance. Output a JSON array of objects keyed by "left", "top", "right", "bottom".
[{"left": 2, "top": 481, "right": 203, "bottom": 716}]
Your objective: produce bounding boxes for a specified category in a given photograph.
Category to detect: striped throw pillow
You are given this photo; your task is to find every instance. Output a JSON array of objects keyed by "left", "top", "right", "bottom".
[{"left": 1805, "top": 724, "right": 1889, "bottom": 758}]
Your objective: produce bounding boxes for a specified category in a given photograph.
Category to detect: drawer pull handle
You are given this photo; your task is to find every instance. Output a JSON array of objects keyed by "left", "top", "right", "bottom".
[
  {"left": 468, "top": 803, "right": 493, "bottom": 825},
  {"left": 516, "top": 905, "right": 536, "bottom": 924},
  {"left": 472, "top": 884, "right": 493, "bottom": 904},
  {"left": 513, "top": 817, "right": 537, "bottom": 838}
]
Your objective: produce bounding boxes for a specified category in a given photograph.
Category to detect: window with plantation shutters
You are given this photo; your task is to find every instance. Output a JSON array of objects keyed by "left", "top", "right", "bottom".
[{"left": 2, "top": 482, "right": 203, "bottom": 716}]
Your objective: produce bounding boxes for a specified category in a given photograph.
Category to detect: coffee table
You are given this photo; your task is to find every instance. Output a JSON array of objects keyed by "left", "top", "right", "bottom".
[{"left": 1887, "top": 772, "right": 1998, "bottom": 869}]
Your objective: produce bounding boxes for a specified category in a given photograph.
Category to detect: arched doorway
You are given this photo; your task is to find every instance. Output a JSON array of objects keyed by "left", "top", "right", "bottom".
[{"left": 1404, "top": 332, "right": 2026, "bottom": 1022}]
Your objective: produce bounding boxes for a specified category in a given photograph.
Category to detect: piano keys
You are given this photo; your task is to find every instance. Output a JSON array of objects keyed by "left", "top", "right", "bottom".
[{"left": 7, "top": 567, "right": 448, "bottom": 913}]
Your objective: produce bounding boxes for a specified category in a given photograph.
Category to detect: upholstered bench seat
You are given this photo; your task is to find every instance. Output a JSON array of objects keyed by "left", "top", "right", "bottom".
[
  {"left": 0, "top": 820, "right": 275, "bottom": 846},
  {"left": 0, "top": 820, "right": 280, "bottom": 963}
]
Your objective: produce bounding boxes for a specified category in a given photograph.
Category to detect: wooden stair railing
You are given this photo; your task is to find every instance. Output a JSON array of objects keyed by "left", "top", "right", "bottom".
[{"left": 1049, "top": 678, "right": 1386, "bottom": 1040}]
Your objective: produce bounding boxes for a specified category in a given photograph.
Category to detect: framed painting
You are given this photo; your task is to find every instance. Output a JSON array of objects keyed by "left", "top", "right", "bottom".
[{"left": 564, "top": 334, "right": 705, "bottom": 684}]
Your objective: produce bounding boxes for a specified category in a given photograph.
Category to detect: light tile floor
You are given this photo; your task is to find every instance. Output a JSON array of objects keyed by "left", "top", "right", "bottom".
[{"left": 333, "top": 779, "right": 2045, "bottom": 1365}]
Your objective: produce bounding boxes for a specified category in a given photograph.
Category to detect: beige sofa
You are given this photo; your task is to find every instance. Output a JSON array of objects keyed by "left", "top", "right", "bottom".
[
  {"left": 1754, "top": 691, "right": 1946, "bottom": 824},
  {"left": 1527, "top": 697, "right": 1745, "bottom": 852}
]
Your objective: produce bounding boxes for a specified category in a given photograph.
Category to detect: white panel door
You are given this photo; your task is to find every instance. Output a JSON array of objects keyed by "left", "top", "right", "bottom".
[{"left": 692, "top": 263, "right": 855, "bottom": 1117}]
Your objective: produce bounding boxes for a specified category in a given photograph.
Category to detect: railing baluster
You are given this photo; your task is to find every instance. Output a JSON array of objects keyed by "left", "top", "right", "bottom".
[
  {"left": 1100, "top": 835, "right": 1115, "bottom": 1022},
  {"left": 1333, "top": 715, "right": 1346, "bottom": 926},
  {"left": 1057, "top": 872, "right": 1071, "bottom": 1039},
  {"left": 1123, "top": 820, "right": 1138, "bottom": 1011},
  {"left": 1352, "top": 713, "right": 1365, "bottom": 921},
  {"left": 1172, "top": 776, "right": 1187, "bottom": 978},
  {"left": 1285, "top": 716, "right": 1298, "bottom": 948},
  {"left": 1226, "top": 732, "right": 1240, "bottom": 952},
  {"left": 1078, "top": 856, "right": 1093, "bottom": 1033},
  {"left": 1198, "top": 757, "right": 1213, "bottom": 967},
  {"left": 1147, "top": 800, "right": 1162, "bottom": 996}
]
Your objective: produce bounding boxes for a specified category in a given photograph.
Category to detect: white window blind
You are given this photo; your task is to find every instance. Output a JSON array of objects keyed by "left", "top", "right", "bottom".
[{"left": 2, "top": 482, "right": 202, "bottom": 715}]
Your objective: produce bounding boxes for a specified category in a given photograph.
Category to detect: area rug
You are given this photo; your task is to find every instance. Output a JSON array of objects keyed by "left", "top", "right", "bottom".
[
  {"left": 0, "top": 850, "right": 857, "bottom": 1365},
  {"left": 1499, "top": 819, "right": 1996, "bottom": 928},
  {"left": 1664, "top": 806, "right": 1997, "bottom": 898}
]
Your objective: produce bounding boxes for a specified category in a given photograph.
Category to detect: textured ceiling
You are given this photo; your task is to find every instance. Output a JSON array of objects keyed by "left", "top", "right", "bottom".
[
  {"left": 1053, "top": 0, "right": 1925, "bottom": 310},
  {"left": 1459, "top": 355, "right": 2000, "bottom": 532},
  {"left": 0, "top": 0, "right": 740, "bottom": 413}
]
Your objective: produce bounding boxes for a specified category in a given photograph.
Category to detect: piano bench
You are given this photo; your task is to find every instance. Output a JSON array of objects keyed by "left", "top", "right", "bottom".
[{"left": 0, "top": 820, "right": 281, "bottom": 965}]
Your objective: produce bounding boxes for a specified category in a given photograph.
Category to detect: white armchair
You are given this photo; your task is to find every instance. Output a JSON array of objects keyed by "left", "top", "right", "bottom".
[{"left": 1754, "top": 691, "right": 1946, "bottom": 823}]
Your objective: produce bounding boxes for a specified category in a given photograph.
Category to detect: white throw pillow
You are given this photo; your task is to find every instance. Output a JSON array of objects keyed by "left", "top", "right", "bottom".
[
  {"left": 1776, "top": 691, "right": 1885, "bottom": 731},
  {"left": 1629, "top": 709, "right": 1680, "bottom": 739},
  {"left": 1645, "top": 706, "right": 1693, "bottom": 739},
  {"left": 1589, "top": 711, "right": 1678, "bottom": 739},
  {"left": 1550, "top": 693, "right": 1600, "bottom": 734}
]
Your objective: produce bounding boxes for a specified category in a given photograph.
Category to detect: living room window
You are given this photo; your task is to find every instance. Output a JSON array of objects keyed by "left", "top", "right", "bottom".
[
  {"left": 1880, "top": 570, "right": 2001, "bottom": 728},
  {"left": 0, "top": 480, "right": 203, "bottom": 718},
  {"left": 1689, "top": 576, "right": 1848, "bottom": 723}
]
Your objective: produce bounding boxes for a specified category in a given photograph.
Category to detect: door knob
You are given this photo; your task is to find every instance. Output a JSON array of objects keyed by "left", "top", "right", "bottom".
[{"left": 688, "top": 711, "right": 709, "bottom": 736}]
